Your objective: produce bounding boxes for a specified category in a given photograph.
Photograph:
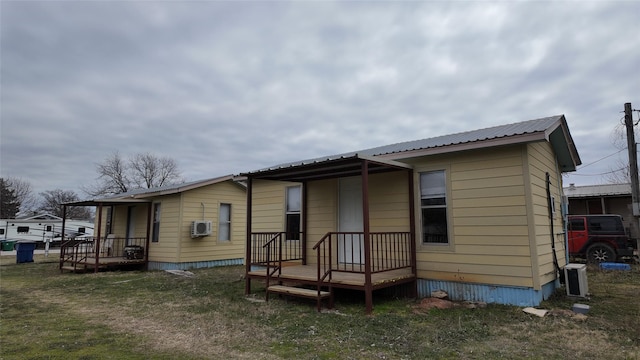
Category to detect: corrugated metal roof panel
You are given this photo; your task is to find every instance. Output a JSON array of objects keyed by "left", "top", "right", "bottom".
[
  {"left": 248, "top": 115, "right": 568, "bottom": 176},
  {"left": 360, "top": 115, "right": 562, "bottom": 156},
  {"left": 563, "top": 183, "right": 631, "bottom": 198}
]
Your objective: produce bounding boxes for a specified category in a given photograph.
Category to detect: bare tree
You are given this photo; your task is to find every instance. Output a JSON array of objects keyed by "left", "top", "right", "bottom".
[
  {"left": 605, "top": 120, "right": 640, "bottom": 184},
  {"left": 84, "top": 152, "right": 183, "bottom": 197},
  {"left": 130, "top": 153, "right": 181, "bottom": 189},
  {"left": 39, "top": 189, "right": 92, "bottom": 219},
  {"left": 4, "top": 177, "right": 38, "bottom": 216}
]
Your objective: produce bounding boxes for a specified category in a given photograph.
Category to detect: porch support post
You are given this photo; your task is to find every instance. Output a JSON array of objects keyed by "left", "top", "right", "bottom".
[
  {"left": 145, "top": 202, "right": 152, "bottom": 270},
  {"left": 60, "top": 205, "right": 67, "bottom": 271},
  {"left": 95, "top": 203, "right": 103, "bottom": 273},
  {"left": 361, "top": 160, "right": 373, "bottom": 315},
  {"left": 407, "top": 169, "right": 418, "bottom": 297},
  {"left": 245, "top": 177, "right": 253, "bottom": 295},
  {"left": 301, "top": 181, "right": 307, "bottom": 265}
]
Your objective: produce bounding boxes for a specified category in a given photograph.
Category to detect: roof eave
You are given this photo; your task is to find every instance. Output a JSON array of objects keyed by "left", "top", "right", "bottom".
[{"left": 377, "top": 132, "right": 547, "bottom": 161}]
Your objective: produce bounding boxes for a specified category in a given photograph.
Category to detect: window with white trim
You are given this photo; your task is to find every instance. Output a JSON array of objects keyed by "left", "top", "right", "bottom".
[
  {"left": 218, "top": 203, "right": 231, "bottom": 241},
  {"left": 285, "top": 186, "right": 301, "bottom": 240},
  {"left": 420, "top": 170, "right": 449, "bottom": 244},
  {"left": 152, "top": 203, "right": 161, "bottom": 243}
]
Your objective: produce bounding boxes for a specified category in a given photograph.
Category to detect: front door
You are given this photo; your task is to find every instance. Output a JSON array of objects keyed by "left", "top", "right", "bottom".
[{"left": 338, "top": 177, "right": 364, "bottom": 264}]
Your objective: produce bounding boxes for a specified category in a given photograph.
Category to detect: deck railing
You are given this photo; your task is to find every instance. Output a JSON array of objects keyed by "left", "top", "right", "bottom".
[
  {"left": 252, "top": 232, "right": 303, "bottom": 298},
  {"left": 313, "top": 232, "right": 412, "bottom": 282},
  {"left": 59, "top": 236, "right": 147, "bottom": 271},
  {"left": 250, "top": 232, "right": 303, "bottom": 266},
  {"left": 59, "top": 238, "right": 92, "bottom": 271}
]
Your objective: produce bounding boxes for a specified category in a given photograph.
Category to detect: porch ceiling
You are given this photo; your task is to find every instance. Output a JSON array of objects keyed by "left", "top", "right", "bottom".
[{"left": 243, "top": 154, "right": 413, "bottom": 182}]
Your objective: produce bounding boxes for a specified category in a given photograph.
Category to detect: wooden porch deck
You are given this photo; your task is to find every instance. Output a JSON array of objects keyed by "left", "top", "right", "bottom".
[
  {"left": 60, "top": 256, "right": 146, "bottom": 272},
  {"left": 248, "top": 264, "right": 415, "bottom": 290},
  {"left": 59, "top": 237, "right": 147, "bottom": 273}
]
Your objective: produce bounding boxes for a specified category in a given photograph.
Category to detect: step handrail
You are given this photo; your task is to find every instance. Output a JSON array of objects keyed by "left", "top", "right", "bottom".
[{"left": 263, "top": 232, "right": 284, "bottom": 298}]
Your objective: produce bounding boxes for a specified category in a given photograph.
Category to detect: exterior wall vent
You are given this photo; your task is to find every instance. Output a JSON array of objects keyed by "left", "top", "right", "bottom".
[{"left": 191, "top": 221, "right": 212, "bottom": 238}]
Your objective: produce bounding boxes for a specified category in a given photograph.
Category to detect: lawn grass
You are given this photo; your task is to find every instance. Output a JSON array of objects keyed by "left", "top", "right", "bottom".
[{"left": 1, "top": 255, "right": 639, "bottom": 359}]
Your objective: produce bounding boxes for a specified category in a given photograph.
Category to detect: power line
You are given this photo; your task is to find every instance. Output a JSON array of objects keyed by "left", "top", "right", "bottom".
[
  {"left": 578, "top": 148, "right": 626, "bottom": 169},
  {"left": 570, "top": 166, "right": 627, "bottom": 177}
]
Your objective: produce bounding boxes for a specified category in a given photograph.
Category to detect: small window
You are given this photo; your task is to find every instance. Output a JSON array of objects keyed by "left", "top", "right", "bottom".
[
  {"left": 152, "top": 203, "right": 161, "bottom": 243},
  {"left": 588, "top": 217, "right": 623, "bottom": 233},
  {"left": 286, "top": 186, "right": 301, "bottom": 240},
  {"left": 0, "top": 229, "right": 4, "bottom": 235},
  {"left": 17, "top": 226, "right": 29, "bottom": 234},
  {"left": 420, "top": 171, "right": 448, "bottom": 244},
  {"left": 218, "top": 203, "right": 231, "bottom": 241},
  {"left": 45, "top": 225, "right": 53, "bottom": 232},
  {"left": 77, "top": 227, "right": 86, "bottom": 234},
  {"left": 569, "top": 218, "right": 585, "bottom": 231}
]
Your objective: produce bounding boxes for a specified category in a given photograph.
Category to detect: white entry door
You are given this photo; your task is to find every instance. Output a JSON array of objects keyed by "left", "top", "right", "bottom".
[{"left": 338, "top": 177, "right": 364, "bottom": 264}]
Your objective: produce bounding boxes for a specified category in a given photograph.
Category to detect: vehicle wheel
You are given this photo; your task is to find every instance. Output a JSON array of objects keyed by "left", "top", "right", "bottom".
[{"left": 586, "top": 244, "right": 616, "bottom": 263}]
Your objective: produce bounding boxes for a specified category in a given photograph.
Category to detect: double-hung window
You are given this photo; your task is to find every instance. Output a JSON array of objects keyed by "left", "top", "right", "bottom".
[
  {"left": 218, "top": 203, "right": 231, "bottom": 241},
  {"left": 420, "top": 170, "right": 449, "bottom": 244},
  {"left": 152, "top": 203, "right": 161, "bottom": 243},
  {"left": 285, "top": 186, "right": 301, "bottom": 240}
]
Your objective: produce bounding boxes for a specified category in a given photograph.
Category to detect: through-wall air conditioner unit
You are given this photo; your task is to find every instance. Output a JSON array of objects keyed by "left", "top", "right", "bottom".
[
  {"left": 564, "top": 263, "right": 589, "bottom": 298},
  {"left": 191, "top": 221, "right": 212, "bottom": 238}
]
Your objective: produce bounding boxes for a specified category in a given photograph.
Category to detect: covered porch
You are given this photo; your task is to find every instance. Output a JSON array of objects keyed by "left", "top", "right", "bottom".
[
  {"left": 60, "top": 198, "right": 152, "bottom": 273},
  {"left": 244, "top": 155, "right": 418, "bottom": 314}
]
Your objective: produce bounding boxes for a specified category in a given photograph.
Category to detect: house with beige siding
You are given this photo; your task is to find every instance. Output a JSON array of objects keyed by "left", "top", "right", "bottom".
[
  {"left": 60, "top": 175, "right": 246, "bottom": 272},
  {"left": 243, "top": 115, "right": 581, "bottom": 313}
]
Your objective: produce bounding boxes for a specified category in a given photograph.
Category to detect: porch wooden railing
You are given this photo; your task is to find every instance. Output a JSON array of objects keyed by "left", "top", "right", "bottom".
[
  {"left": 59, "top": 236, "right": 147, "bottom": 271},
  {"left": 250, "top": 232, "right": 303, "bottom": 266},
  {"left": 312, "top": 232, "right": 412, "bottom": 283},
  {"left": 59, "top": 238, "right": 93, "bottom": 272}
]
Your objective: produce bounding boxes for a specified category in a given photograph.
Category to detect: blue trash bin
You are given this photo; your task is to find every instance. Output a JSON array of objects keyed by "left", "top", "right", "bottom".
[{"left": 16, "top": 241, "right": 36, "bottom": 263}]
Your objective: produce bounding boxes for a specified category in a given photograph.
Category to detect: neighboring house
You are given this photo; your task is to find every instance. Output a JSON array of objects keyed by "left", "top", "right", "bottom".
[
  {"left": 564, "top": 183, "right": 638, "bottom": 240},
  {"left": 243, "top": 115, "right": 581, "bottom": 313},
  {"left": 60, "top": 175, "right": 246, "bottom": 272},
  {"left": 0, "top": 213, "right": 93, "bottom": 245}
]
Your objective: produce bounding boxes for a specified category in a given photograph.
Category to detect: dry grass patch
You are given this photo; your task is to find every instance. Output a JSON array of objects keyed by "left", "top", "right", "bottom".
[{"left": 2, "top": 259, "right": 640, "bottom": 359}]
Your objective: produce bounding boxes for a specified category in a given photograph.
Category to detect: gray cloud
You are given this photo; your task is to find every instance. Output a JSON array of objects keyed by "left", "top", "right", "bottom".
[{"left": 1, "top": 1, "right": 638, "bottom": 196}]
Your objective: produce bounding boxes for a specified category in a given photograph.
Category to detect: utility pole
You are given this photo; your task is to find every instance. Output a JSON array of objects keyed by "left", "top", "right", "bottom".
[{"left": 624, "top": 102, "right": 640, "bottom": 218}]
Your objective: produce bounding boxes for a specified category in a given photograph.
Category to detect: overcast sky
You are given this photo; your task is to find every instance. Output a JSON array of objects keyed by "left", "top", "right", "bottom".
[{"left": 1, "top": 1, "right": 639, "bottom": 198}]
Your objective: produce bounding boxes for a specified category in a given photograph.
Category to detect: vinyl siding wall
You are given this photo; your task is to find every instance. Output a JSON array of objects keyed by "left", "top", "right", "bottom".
[
  {"left": 178, "top": 181, "right": 246, "bottom": 263},
  {"left": 251, "top": 179, "right": 299, "bottom": 233},
  {"left": 149, "top": 195, "right": 181, "bottom": 262},
  {"left": 406, "top": 145, "right": 535, "bottom": 288},
  {"left": 527, "top": 142, "right": 566, "bottom": 288}
]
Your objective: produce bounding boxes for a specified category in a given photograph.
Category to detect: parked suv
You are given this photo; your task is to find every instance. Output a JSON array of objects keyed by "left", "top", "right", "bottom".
[{"left": 568, "top": 215, "right": 637, "bottom": 263}]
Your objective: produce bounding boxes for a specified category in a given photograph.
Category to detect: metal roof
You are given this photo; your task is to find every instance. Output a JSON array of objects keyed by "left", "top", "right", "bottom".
[
  {"left": 243, "top": 154, "right": 413, "bottom": 182},
  {"left": 65, "top": 174, "right": 242, "bottom": 206},
  {"left": 244, "top": 115, "right": 581, "bottom": 179},
  {"left": 563, "top": 183, "right": 631, "bottom": 198}
]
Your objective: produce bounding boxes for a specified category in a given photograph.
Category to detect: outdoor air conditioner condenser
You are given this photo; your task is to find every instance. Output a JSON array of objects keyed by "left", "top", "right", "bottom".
[
  {"left": 564, "top": 263, "right": 589, "bottom": 297},
  {"left": 191, "top": 221, "right": 212, "bottom": 238}
]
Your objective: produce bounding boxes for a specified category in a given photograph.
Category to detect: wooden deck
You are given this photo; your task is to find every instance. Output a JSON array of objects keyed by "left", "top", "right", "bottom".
[
  {"left": 248, "top": 265, "right": 415, "bottom": 290},
  {"left": 60, "top": 256, "right": 146, "bottom": 272}
]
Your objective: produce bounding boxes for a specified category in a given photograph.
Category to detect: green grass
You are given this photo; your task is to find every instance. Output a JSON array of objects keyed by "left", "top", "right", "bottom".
[{"left": 1, "top": 256, "right": 639, "bottom": 359}]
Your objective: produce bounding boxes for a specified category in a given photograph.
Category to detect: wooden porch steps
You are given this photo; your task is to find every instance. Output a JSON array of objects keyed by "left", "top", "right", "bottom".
[{"left": 267, "top": 285, "right": 331, "bottom": 299}]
